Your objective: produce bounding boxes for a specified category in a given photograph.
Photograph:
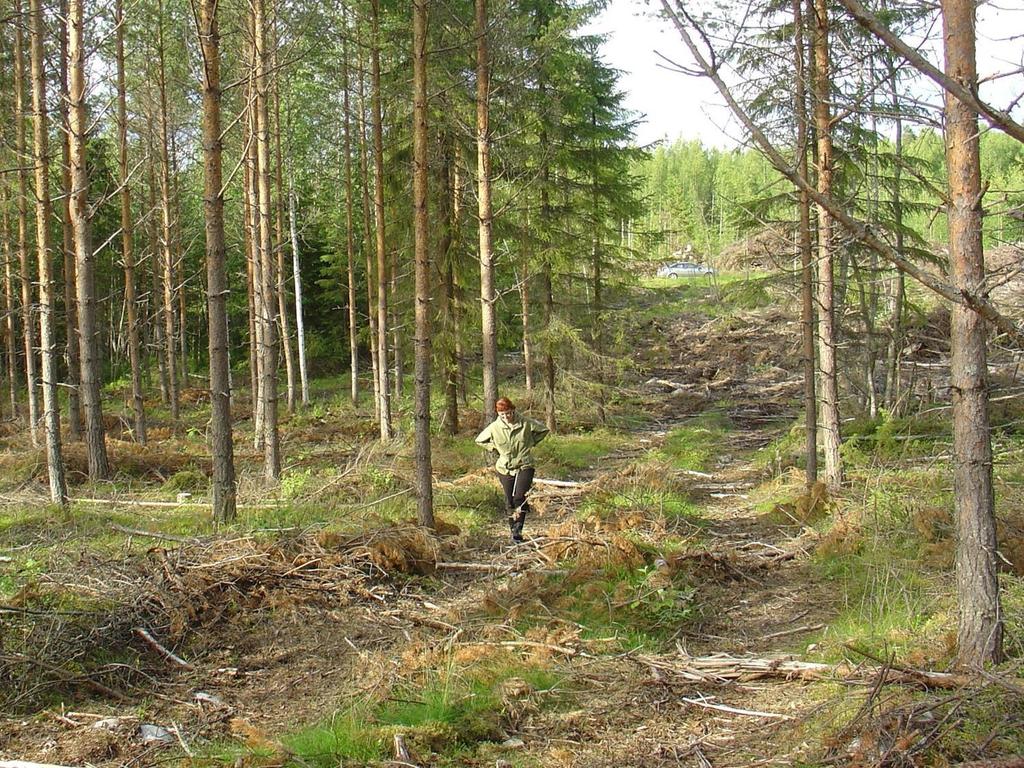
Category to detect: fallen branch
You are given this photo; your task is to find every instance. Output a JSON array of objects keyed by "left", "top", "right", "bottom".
[
  {"left": 534, "top": 478, "right": 583, "bottom": 488},
  {"left": 133, "top": 628, "right": 195, "bottom": 671},
  {"left": 641, "top": 651, "right": 973, "bottom": 690},
  {"left": 435, "top": 562, "right": 510, "bottom": 573},
  {"left": 497, "top": 640, "right": 578, "bottom": 657},
  {"left": 0, "top": 761, "right": 82, "bottom": 768},
  {"left": 681, "top": 694, "right": 793, "bottom": 720},
  {"left": 76, "top": 497, "right": 276, "bottom": 510},
  {"left": 112, "top": 525, "right": 193, "bottom": 543}
]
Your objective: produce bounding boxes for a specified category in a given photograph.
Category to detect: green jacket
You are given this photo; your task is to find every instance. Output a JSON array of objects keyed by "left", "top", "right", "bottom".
[{"left": 475, "top": 417, "right": 549, "bottom": 474}]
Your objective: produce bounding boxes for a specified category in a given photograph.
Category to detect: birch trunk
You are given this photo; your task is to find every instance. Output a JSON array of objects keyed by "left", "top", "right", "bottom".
[
  {"left": 357, "top": 46, "right": 380, "bottom": 422},
  {"left": 68, "top": 0, "right": 109, "bottom": 480},
  {"left": 885, "top": 55, "right": 906, "bottom": 412},
  {"left": 115, "top": 0, "right": 146, "bottom": 444},
  {"left": 411, "top": 0, "right": 434, "bottom": 528},
  {"left": 272, "top": 43, "right": 295, "bottom": 415},
  {"left": 370, "top": 0, "right": 393, "bottom": 440},
  {"left": 156, "top": 0, "right": 179, "bottom": 422},
  {"left": 520, "top": 260, "right": 534, "bottom": 392},
  {"left": 58, "top": 0, "right": 82, "bottom": 441},
  {"left": 476, "top": 0, "right": 498, "bottom": 422},
  {"left": 13, "top": 0, "right": 39, "bottom": 446},
  {"left": 198, "top": 0, "right": 237, "bottom": 522},
  {"left": 0, "top": 195, "right": 16, "bottom": 417},
  {"left": 439, "top": 133, "right": 458, "bottom": 435},
  {"left": 242, "top": 146, "right": 260, "bottom": 429},
  {"left": 147, "top": 155, "right": 170, "bottom": 405},
  {"left": 31, "top": 0, "right": 69, "bottom": 503},
  {"left": 288, "top": 185, "right": 308, "bottom": 407},
  {"left": 343, "top": 22, "right": 358, "bottom": 407},
  {"left": 170, "top": 132, "right": 188, "bottom": 386}
]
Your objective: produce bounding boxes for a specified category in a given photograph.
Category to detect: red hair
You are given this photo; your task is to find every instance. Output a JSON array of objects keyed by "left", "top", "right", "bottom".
[{"left": 495, "top": 397, "right": 515, "bottom": 413}]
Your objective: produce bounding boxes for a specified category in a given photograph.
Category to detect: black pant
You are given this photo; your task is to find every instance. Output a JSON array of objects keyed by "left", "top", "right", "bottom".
[
  {"left": 497, "top": 467, "right": 534, "bottom": 538},
  {"left": 497, "top": 466, "right": 535, "bottom": 512}
]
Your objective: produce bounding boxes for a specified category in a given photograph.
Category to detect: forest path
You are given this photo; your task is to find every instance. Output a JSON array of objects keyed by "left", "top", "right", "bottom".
[{"left": 2, "top": 301, "right": 846, "bottom": 768}]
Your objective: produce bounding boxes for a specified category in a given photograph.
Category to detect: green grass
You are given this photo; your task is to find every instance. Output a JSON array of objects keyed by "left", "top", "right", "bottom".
[
  {"left": 271, "top": 661, "right": 564, "bottom": 766},
  {"left": 810, "top": 518, "right": 947, "bottom": 664},
  {"left": 533, "top": 429, "right": 629, "bottom": 478},
  {"left": 578, "top": 487, "right": 705, "bottom": 527},
  {"left": 564, "top": 564, "right": 697, "bottom": 650},
  {"left": 284, "top": 707, "right": 386, "bottom": 766},
  {"left": 655, "top": 412, "right": 731, "bottom": 472}
]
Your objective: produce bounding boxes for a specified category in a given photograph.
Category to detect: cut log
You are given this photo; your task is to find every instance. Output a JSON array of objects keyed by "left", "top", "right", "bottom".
[
  {"left": 640, "top": 652, "right": 974, "bottom": 690},
  {"left": 533, "top": 478, "right": 583, "bottom": 488}
]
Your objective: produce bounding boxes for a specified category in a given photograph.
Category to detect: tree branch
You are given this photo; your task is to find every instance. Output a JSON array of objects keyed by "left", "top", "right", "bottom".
[
  {"left": 835, "top": 0, "right": 1024, "bottom": 145},
  {"left": 660, "top": 0, "right": 1024, "bottom": 346}
]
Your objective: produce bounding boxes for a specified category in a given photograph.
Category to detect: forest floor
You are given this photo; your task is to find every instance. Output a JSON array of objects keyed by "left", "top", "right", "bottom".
[{"left": 2, "top": 275, "right": 1024, "bottom": 767}]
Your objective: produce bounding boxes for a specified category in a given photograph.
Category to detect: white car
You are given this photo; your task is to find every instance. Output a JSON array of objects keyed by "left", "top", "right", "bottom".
[{"left": 656, "top": 261, "right": 714, "bottom": 278}]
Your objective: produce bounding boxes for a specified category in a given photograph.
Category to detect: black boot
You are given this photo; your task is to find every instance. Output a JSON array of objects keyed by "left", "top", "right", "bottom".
[
  {"left": 506, "top": 508, "right": 520, "bottom": 544},
  {"left": 510, "top": 504, "right": 528, "bottom": 543}
]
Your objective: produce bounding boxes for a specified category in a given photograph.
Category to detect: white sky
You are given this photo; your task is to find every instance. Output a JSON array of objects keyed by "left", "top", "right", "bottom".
[{"left": 586, "top": 0, "right": 1024, "bottom": 149}]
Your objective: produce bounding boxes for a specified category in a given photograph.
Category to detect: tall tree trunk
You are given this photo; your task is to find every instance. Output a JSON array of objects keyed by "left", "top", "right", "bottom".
[
  {"left": 475, "top": 0, "right": 498, "bottom": 421},
  {"left": 520, "top": 258, "right": 534, "bottom": 393},
  {"left": 31, "top": 0, "right": 69, "bottom": 504},
  {"left": 243, "top": 146, "right": 260, "bottom": 425},
  {"left": 170, "top": 132, "right": 188, "bottom": 386},
  {"left": 439, "top": 132, "right": 459, "bottom": 435},
  {"left": 245, "top": 73, "right": 266, "bottom": 449},
  {"left": 288, "top": 184, "right": 309, "bottom": 407},
  {"left": 254, "top": 0, "right": 281, "bottom": 481},
  {"left": 811, "top": 0, "right": 842, "bottom": 488},
  {"left": 357, "top": 46, "right": 380, "bottom": 422},
  {"left": 412, "top": 0, "right": 434, "bottom": 528},
  {"left": 0, "top": 193, "right": 16, "bottom": 417},
  {"left": 885, "top": 55, "right": 906, "bottom": 412},
  {"left": 370, "top": 0, "right": 393, "bottom": 440},
  {"left": 115, "top": 0, "right": 146, "bottom": 444},
  {"left": 68, "top": 0, "right": 109, "bottom": 481},
  {"left": 541, "top": 261, "right": 556, "bottom": 433},
  {"left": 156, "top": 0, "right": 179, "bottom": 422},
  {"left": 391, "top": 255, "right": 402, "bottom": 402},
  {"left": 58, "top": 0, "right": 82, "bottom": 441},
  {"left": 13, "top": 0, "right": 39, "bottom": 446},
  {"left": 453, "top": 160, "right": 468, "bottom": 407},
  {"left": 794, "top": 0, "right": 817, "bottom": 485},
  {"left": 198, "top": 0, "right": 237, "bottom": 522},
  {"left": 589, "top": 110, "right": 605, "bottom": 426},
  {"left": 146, "top": 154, "right": 170, "bottom": 404},
  {"left": 343, "top": 22, "right": 358, "bottom": 407},
  {"left": 537, "top": 43, "right": 556, "bottom": 434},
  {"left": 941, "top": 0, "right": 1003, "bottom": 667},
  {"left": 272, "top": 40, "right": 295, "bottom": 415}
]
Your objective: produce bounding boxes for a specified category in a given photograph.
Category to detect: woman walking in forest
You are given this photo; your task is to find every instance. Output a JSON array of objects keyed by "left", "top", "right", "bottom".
[{"left": 475, "top": 396, "right": 549, "bottom": 542}]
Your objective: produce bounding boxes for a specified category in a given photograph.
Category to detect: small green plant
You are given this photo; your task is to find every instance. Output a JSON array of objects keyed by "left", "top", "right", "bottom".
[
  {"left": 162, "top": 468, "right": 208, "bottom": 494},
  {"left": 280, "top": 469, "right": 316, "bottom": 500},
  {"left": 366, "top": 466, "right": 395, "bottom": 492}
]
